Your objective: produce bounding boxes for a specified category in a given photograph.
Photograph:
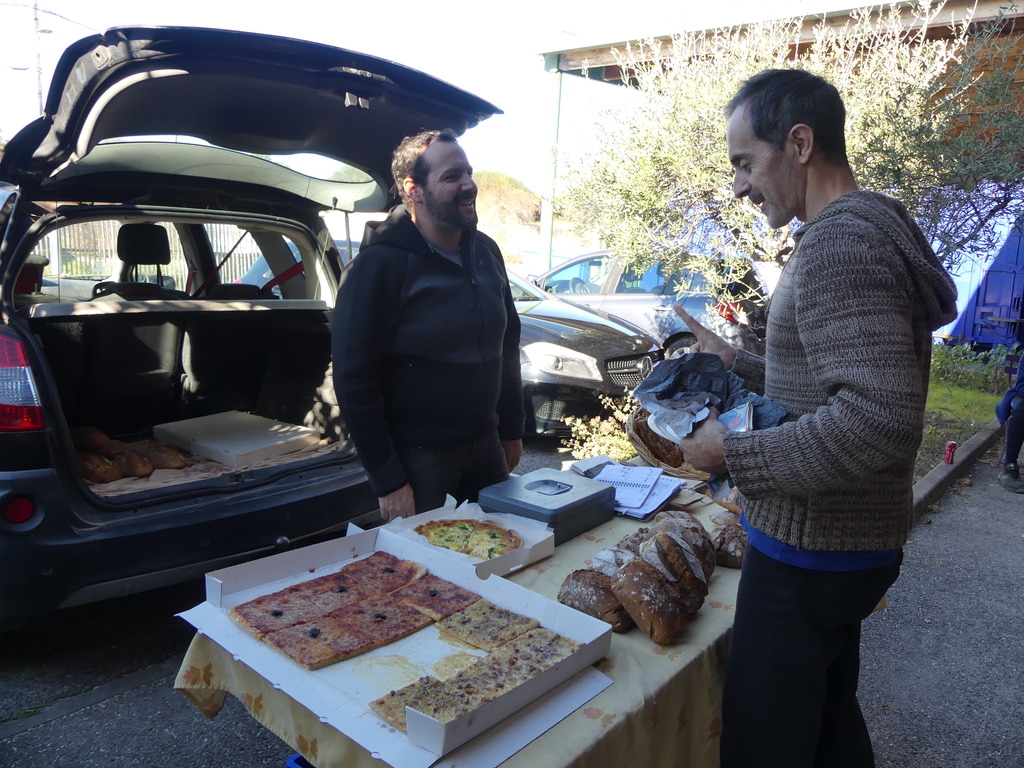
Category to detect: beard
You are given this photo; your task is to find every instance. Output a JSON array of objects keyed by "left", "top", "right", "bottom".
[{"left": 421, "top": 186, "right": 478, "bottom": 231}]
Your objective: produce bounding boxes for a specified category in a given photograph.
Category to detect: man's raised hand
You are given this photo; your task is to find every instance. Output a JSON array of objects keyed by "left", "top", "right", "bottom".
[{"left": 672, "top": 305, "right": 737, "bottom": 370}]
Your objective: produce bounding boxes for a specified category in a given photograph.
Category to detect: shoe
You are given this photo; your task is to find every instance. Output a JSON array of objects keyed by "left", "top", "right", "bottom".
[{"left": 999, "top": 464, "right": 1024, "bottom": 493}]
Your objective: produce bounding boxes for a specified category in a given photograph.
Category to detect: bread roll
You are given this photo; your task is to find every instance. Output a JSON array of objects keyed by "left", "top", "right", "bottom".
[
  {"left": 557, "top": 569, "right": 634, "bottom": 632},
  {"left": 77, "top": 451, "right": 123, "bottom": 484},
  {"left": 712, "top": 522, "right": 748, "bottom": 569},
  {"left": 611, "top": 560, "right": 691, "bottom": 645},
  {"left": 112, "top": 450, "right": 154, "bottom": 478}
]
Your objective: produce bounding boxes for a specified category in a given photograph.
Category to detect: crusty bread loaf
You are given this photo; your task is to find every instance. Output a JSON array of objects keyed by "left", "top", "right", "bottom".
[
  {"left": 650, "top": 510, "right": 717, "bottom": 580},
  {"left": 611, "top": 560, "right": 691, "bottom": 645},
  {"left": 112, "top": 450, "right": 154, "bottom": 478},
  {"left": 71, "top": 426, "right": 116, "bottom": 456},
  {"left": 557, "top": 569, "right": 634, "bottom": 632},
  {"left": 141, "top": 442, "right": 187, "bottom": 470},
  {"left": 631, "top": 408, "right": 685, "bottom": 467},
  {"left": 640, "top": 532, "right": 709, "bottom": 599},
  {"left": 77, "top": 451, "right": 123, "bottom": 484},
  {"left": 712, "top": 522, "right": 748, "bottom": 569}
]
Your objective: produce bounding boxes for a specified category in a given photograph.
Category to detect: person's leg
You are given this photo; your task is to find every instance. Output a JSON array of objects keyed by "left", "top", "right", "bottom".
[
  {"left": 721, "top": 547, "right": 901, "bottom": 768},
  {"left": 811, "top": 555, "right": 902, "bottom": 768},
  {"left": 1000, "top": 396, "right": 1024, "bottom": 492},
  {"left": 721, "top": 546, "right": 825, "bottom": 768},
  {"left": 456, "top": 431, "right": 510, "bottom": 502},
  {"left": 399, "top": 443, "right": 472, "bottom": 513}
]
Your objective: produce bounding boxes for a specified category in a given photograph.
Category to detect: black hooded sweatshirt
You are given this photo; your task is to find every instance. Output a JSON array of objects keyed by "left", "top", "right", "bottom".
[{"left": 332, "top": 205, "right": 524, "bottom": 497}]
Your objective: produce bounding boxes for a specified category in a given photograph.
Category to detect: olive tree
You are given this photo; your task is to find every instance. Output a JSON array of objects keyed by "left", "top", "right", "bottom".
[{"left": 559, "top": 2, "right": 1024, "bottom": 300}]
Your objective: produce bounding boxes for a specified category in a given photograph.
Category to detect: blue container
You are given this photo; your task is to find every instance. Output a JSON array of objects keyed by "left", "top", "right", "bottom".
[{"left": 286, "top": 754, "right": 315, "bottom": 768}]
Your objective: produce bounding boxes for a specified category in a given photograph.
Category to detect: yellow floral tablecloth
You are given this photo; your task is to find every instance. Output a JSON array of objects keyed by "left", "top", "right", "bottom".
[{"left": 175, "top": 501, "right": 739, "bottom": 768}]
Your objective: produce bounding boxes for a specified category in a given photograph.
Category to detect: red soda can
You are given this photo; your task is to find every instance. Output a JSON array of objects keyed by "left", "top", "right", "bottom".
[{"left": 943, "top": 441, "right": 957, "bottom": 464}]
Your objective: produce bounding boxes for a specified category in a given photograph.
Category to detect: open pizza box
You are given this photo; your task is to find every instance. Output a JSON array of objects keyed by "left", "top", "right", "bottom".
[
  {"left": 363, "top": 500, "right": 555, "bottom": 578},
  {"left": 177, "top": 527, "right": 612, "bottom": 768}
]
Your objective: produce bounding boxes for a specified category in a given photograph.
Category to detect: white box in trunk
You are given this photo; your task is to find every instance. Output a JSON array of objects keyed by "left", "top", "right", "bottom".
[
  {"left": 177, "top": 529, "right": 612, "bottom": 768},
  {"left": 154, "top": 410, "right": 319, "bottom": 467}
]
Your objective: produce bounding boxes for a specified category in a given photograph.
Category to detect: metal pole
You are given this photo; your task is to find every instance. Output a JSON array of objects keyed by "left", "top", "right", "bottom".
[{"left": 34, "top": 1, "right": 44, "bottom": 114}]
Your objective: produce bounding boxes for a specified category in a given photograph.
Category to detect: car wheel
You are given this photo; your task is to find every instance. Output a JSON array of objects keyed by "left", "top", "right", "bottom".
[{"left": 666, "top": 333, "right": 698, "bottom": 358}]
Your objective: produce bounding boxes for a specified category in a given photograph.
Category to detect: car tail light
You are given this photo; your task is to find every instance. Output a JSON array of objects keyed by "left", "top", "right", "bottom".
[
  {"left": 0, "top": 330, "right": 44, "bottom": 431},
  {"left": 2, "top": 496, "right": 34, "bottom": 525}
]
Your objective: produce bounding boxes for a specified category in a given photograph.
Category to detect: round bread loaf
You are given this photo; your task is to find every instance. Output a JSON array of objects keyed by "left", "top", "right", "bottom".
[
  {"left": 631, "top": 408, "right": 685, "bottom": 467},
  {"left": 71, "top": 426, "right": 115, "bottom": 455},
  {"left": 557, "top": 569, "right": 634, "bottom": 632},
  {"left": 77, "top": 451, "right": 123, "bottom": 484},
  {"left": 712, "top": 522, "right": 748, "bottom": 569},
  {"left": 640, "top": 532, "right": 709, "bottom": 599},
  {"left": 651, "top": 510, "right": 717, "bottom": 579},
  {"left": 611, "top": 560, "right": 691, "bottom": 645},
  {"left": 586, "top": 544, "right": 638, "bottom": 578}
]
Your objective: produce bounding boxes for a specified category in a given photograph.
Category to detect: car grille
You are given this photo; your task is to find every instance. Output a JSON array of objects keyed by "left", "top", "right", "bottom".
[{"left": 605, "top": 351, "right": 662, "bottom": 389}]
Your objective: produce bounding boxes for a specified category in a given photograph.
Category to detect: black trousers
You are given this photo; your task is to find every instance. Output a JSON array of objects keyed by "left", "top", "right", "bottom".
[
  {"left": 720, "top": 545, "right": 902, "bottom": 768},
  {"left": 398, "top": 431, "right": 509, "bottom": 514}
]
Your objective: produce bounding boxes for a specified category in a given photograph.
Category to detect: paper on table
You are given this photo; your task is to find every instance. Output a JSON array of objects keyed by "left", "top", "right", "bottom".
[
  {"left": 615, "top": 474, "right": 683, "bottom": 520},
  {"left": 594, "top": 464, "right": 662, "bottom": 508}
]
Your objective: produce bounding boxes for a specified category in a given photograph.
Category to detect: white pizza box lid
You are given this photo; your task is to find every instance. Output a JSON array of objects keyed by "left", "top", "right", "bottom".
[
  {"left": 177, "top": 528, "right": 612, "bottom": 767},
  {"left": 153, "top": 410, "right": 319, "bottom": 467},
  {"left": 372, "top": 500, "right": 555, "bottom": 578}
]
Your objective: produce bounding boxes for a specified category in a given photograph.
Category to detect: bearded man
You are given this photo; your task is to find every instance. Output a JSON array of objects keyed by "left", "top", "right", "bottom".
[{"left": 333, "top": 129, "right": 524, "bottom": 521}]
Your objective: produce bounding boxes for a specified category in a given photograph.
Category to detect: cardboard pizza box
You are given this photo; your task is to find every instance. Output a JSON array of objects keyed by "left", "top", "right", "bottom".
[
  {"left": 376, "top": 501, "right": 555, "bottom": 578},
  {"left": 177, "top": 529, "right": 612, "bottom": 768},
  {"left": 154, "top": 410, "right": 319, "bottom": 467}
]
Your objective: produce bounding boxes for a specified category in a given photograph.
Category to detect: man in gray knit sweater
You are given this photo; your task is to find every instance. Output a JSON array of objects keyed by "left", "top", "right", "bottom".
[{"left": 676, "top": 69, "right": 957, "bottom": 767}]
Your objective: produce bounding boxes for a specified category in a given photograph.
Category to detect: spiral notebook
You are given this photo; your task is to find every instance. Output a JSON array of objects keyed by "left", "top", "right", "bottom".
[{"left": 593, "top": 464, "right": 663, "bottom": 508}]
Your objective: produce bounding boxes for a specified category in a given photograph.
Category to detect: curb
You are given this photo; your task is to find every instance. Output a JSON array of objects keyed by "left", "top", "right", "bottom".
[{"left": 912, "top": 417, "right": 1003, "bottom": 516}]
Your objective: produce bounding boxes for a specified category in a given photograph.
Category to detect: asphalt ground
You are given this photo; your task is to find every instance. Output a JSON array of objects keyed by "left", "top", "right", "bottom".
[{"left": 1, "top": 428, "right": 1021, "bottom": 768}]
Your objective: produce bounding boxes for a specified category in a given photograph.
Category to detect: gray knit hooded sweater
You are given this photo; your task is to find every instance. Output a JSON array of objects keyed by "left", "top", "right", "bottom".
[{"left": 724, "top": 190, "right": 958, "bottom": 552}]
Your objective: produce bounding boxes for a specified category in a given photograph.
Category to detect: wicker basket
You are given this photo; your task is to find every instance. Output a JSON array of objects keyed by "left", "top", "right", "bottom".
[{"left": 625, "top": 407, "right": 710, "bottom": 482}]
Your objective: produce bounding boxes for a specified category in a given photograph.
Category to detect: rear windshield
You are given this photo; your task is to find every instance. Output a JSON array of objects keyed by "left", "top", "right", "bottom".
[{"left": 19, "top": 220, "right": 309, "bottom": 304}]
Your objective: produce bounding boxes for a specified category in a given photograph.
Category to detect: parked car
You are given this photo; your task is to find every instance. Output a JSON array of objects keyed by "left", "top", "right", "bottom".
[
  {"left": 509, "top": 272, "right": 661, "bottom": 435},
  {"left": 0, "top": 26, "right": 503, "bottom": 629},
  {"left": 531, "top": 250, "right": 768, "bottom": 355}
]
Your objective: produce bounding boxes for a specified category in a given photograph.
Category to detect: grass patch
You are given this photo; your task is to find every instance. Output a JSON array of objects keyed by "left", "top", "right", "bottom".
[{"left": 917, "top": 382, "right": 1002, "bottom": 482}]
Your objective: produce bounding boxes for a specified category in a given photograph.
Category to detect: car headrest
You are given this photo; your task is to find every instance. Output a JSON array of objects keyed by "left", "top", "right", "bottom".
[{"left": 117, "top": 223, "right": 171, "bottom": 266}]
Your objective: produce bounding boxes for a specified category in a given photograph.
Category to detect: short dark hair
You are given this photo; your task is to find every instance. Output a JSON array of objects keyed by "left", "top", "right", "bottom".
[
  {"left": 726, "top": 69, "right": 849, "bottom": 166},
  {"left": 391, "top": 128, "right": 460, "bottom": 205}
]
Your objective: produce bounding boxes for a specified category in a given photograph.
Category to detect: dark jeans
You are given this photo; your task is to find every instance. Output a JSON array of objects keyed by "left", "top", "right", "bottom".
[
  {"left": 398, "top": 431, "right": 509, "bottom": 514},
  {"left": 720, "top": 545, "right": 902, "bottom": 768}
]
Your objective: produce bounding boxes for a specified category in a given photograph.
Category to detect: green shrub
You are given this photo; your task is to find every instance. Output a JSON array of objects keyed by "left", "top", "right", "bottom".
[
  {"left": 562, "top": 395, "right": 639, "bottom": 461},
  {"left": 930, "top": 342, "right": 1017, "bottom": 394}
]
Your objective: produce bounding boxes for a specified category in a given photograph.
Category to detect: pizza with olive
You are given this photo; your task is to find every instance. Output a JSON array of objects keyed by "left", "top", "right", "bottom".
[{"left": 414, "top": 518, "right": 523, "bottom": 560}]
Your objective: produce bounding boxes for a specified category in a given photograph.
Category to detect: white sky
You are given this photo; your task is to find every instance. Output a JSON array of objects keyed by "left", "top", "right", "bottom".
[{"left": 0, "top": 0, "right": 856, "bottom": 194}]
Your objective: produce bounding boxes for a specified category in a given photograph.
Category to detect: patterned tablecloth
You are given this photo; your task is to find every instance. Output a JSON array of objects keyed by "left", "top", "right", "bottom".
[{"left": 175, "top": 498, "right": 739, "bottom": 768}]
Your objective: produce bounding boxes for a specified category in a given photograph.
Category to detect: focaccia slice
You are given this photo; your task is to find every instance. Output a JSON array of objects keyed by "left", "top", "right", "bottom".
[
  {"left": 330, "top": 593, "right": 433, "bottom": 646},
  {"left": 435, "top": 599, "right": 540, "bottom": 651},
  {"left": 339, "top": 550, "right": 426, "bottom": 594},
  {"left": 369, "top": 676, "right": 447, "bottom": 731},
  {"left": 394, "top": 574, "right": 481, "bottom": 621},
  {"left": 263, "top": 615, "right": 379, "bottom": 670}
]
